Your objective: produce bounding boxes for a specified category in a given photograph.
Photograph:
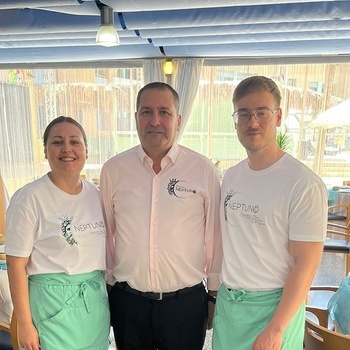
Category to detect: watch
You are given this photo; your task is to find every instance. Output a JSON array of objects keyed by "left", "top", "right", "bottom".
[{"left": 208, "top": 294, "right": 217, "bottom": 304}]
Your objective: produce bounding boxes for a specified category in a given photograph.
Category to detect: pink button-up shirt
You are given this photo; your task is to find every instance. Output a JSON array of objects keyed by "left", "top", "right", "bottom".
[{"left": 100, "top": 143, "right": 222, "bottom": 292}]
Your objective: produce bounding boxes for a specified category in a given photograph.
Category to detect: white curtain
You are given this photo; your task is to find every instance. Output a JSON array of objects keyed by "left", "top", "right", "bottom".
[
  {"left": 171, "top": 58, "right": 203, "bottom": 140},
  {"left": 0, "top": 81, "right": 35, "bottom": 197},
  {"left": 142, "top": 58, "right": 203, "bottom": 140},
  {"left": 143, "top": 59, "right": 166, "bottom": 84}
]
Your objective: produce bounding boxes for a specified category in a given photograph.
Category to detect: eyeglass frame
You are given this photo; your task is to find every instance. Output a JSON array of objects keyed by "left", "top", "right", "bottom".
[{"left": 232, "top": 107, "right": 280, "bottom": 125}]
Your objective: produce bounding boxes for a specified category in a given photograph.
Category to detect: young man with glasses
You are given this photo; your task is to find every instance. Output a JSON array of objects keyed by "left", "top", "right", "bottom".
[{"left": 213, "top": 76, "right": 328, "bottom": 350}]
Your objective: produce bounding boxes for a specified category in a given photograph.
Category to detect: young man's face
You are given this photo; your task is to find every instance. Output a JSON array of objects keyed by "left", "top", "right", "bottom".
[{"left": 234, "top": 91, "right": 281, "bottom": 153}]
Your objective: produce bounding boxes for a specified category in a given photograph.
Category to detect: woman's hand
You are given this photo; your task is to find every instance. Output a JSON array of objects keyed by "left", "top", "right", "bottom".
[{"left": 18, "top": 321, "right": 40, "bottom": 350}]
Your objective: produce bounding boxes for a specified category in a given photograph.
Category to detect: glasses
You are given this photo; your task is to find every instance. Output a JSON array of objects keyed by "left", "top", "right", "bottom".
[{"left": 232, "top": 107, "right": 279, "bottom": 125}]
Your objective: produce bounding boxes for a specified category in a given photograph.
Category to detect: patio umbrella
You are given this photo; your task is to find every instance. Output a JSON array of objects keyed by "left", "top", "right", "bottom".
[{"left": 310, "top": 98, "right": 350, "bottom": 128}]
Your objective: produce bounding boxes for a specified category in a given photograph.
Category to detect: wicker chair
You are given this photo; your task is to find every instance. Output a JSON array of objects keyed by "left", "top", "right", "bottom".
[{"left": 326, "top": 204, "right": 350, "bottom": 275}]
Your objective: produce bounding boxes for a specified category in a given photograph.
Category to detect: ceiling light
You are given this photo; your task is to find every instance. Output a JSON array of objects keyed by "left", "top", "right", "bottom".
[
  {"left": 96, "top": 5, "right": 120, "bottom": 47},
  {"left": 164, "top": 60, "right": 173, "bottom": 76}
]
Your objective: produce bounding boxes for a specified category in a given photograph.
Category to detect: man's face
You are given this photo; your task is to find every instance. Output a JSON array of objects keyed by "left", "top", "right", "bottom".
[
  {"left": 234, "top": 91, "right": 281, "bottom": 153},
  {"left": 135, "top": 88, "right": 181, "bottom": 157}
]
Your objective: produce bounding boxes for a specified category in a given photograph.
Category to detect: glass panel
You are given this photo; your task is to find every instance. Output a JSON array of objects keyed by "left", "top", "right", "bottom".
[
  {"left": 184, "top": 63, "right": 350, "bottom": 185},
  {"left": 0, "top": 68, "right": 143, "bottom": 195},
  {"left": 1, "top": 63, "right": 350, "bottom": 195}
]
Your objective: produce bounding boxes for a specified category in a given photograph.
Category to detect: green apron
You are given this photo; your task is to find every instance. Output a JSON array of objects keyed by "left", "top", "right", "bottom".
[
  {"left": 213, "top": 284, "right": 304, "bottom": 350},
  {"left": 28, "top": 270, "right": 110, "bottom": 350}
]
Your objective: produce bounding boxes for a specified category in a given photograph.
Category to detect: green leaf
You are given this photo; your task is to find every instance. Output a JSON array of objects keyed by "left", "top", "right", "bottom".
[{"left": 276, "top": 128, "right": 293, "bottom": 152}]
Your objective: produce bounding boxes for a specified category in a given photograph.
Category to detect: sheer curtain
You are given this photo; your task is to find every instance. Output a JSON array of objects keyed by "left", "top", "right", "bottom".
[
  {"left": 143, "top": 59, "right": 166, "bottom": 84},
  {"left": 0, "top": 81, "right": 35, "bottom": 196},
  {"left": 171, "top": 58, "right": 203, "bottom": 140},
  {"left": 143, "top": 58, "right": 203, "bottom": 140}
]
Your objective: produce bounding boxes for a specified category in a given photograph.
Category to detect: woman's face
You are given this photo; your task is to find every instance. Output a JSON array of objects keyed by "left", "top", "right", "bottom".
[{"left": 44, "top": 122, "right": 87, "bottom": 177}]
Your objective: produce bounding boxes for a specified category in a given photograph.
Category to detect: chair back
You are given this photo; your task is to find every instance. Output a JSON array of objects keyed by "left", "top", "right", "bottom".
[
  {"left": 327, "top": 204, "right": 350, "bottom": 234},
  {"left": 305, "top": 317, "right": 350, "bottom": 350},
  {"left": 326, "top": 204, "right": 350, "bottom": 275}
]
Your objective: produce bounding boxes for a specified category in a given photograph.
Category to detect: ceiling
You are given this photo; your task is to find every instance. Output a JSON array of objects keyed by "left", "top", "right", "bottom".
[{"left": 0, "top": 0, "right": 350, "bottom": 66}]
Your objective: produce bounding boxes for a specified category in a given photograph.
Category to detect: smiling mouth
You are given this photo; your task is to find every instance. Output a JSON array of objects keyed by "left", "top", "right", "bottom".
[
  {"left": 60, "top": 157, "right": 76, "bottom": 161},
  {"left": 147, "top": 130, "right": 164, "bottom": 135}
]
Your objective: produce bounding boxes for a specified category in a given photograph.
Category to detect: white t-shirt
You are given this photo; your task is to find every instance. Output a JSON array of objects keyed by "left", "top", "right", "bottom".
[
  {"left": 220, "top": 153, "right": 328, "bottom": 291},
  {"left": 5, "top": 174, "right": 106, "bottom": 276}
]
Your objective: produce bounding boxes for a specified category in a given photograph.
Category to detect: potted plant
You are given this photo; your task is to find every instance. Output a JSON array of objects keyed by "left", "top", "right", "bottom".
[{"left": 276, "top": 127, "right": 293, "bottom": 153}]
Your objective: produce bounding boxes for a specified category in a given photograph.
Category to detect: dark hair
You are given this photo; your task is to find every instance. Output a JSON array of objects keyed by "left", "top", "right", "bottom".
[
  {"left": 43, "top": 116, "right": 87, "bottom": 146},
  {"left": 232, "top": 76, "right": 281, "bottom": 107},
  {"left": 136, "top": 82, "right": 180, "bottom": 113}
]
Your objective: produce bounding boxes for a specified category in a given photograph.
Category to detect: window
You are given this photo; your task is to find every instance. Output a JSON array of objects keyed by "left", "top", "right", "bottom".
[
  {"left": 183, "top": 63, "right": 350, "bottom": 185},
  {"left": 0, "top": 67, "right": 144, "bottom": 195},
  {"left": 1, "top": 62, "right": 350, "bottom": 195}
]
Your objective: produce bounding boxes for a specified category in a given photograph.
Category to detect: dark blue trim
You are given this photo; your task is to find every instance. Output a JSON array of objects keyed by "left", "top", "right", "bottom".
[
  {"left": 159, "top": 46, "right": 166, "bottom": 55},
  {"left": 118, "top": 12, "right": 127, "bottom": 30}
]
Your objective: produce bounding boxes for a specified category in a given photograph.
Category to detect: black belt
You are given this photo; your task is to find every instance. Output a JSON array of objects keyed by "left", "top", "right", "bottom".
[{"left": 114, "top": 281, "right": 203, "bottom": 301}]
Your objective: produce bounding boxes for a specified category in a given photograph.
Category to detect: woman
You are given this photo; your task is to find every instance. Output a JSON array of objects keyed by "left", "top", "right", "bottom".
[{"left": 5, "top": 116, "right": 110, "bottom": 350}]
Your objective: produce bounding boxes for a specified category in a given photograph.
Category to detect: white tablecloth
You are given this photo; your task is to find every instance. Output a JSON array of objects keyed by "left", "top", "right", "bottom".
[
  {"left": 0, "top": 269, "right": 13, "bottom": 325},
  {"left": 335, "top": 190, "right": 350, "bottom": 205}
]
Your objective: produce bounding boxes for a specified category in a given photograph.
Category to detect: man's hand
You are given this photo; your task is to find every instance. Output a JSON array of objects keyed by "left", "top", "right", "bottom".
[
  {"left": 207, "top": 300, "right": 215, "bottom": 330},
  {"left": 207, "top": 291, "right": 217, "bottom": 330}
]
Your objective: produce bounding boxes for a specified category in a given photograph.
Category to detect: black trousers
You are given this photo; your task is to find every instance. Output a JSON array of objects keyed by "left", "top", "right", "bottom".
[{"left": 109, "top": 282, "right": 208, "bottom": 350}]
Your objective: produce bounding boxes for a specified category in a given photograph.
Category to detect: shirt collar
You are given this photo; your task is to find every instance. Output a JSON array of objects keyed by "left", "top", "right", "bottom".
[{"left": 137, "top": 143, "right": 180, "bottom": 164}]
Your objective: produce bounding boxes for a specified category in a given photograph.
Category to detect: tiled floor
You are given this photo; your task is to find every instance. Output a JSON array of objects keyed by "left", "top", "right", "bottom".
[
  {"left": 313, "top": 251, "right": 346, "bottom": 287},
  {"left": 108, "top": 328, "right": 117, "bottom": 350}
]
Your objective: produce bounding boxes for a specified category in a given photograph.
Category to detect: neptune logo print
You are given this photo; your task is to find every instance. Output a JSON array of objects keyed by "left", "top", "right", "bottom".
[
  {"left": 167, "top": 178, "right": 197, "bottom": 198},
  {"left": 224, "top": 189, "right": 235, "bottom": 221},
  {"left": 59, "top": 215, "right": 77, "bottom": 245},
  {"left": 224, "top": 189, "right": 265, "bottom": 226},
  {"left": 168, "top": 178, "right": 180, "bottom": 197}
]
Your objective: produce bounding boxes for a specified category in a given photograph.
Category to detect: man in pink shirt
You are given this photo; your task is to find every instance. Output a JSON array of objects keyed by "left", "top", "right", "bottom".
[{"left": 100, "top": 82, "right": 222, "bottom": 350}]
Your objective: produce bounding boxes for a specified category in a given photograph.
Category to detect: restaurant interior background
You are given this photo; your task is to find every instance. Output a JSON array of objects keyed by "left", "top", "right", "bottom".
[
  {"left": 0, "top": 2, "right": 350, "bottom": 348},
  {"left": 1, "top": 62, "right": 350, "bottom": 197}
]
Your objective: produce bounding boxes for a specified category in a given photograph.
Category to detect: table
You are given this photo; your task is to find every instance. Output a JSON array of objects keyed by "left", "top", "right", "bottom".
[{"left": 0, "top": 270, "right": 12, "bottom": 325}]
